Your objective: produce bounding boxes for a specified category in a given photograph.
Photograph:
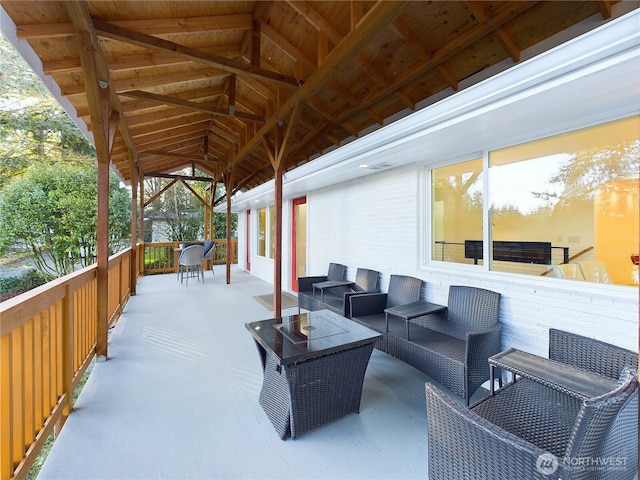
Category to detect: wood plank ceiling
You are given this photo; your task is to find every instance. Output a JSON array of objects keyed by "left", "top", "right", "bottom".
[{"left": 3, "top": 1, "right": 617, "bottom": 203}]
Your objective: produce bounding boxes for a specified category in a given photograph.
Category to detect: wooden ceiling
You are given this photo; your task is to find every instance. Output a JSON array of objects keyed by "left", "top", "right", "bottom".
[{"left": 2, "top": 1, "right": 618, "bottom": 200}]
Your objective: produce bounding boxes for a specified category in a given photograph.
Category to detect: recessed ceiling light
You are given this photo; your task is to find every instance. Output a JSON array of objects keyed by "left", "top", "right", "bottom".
[{"left": 358, "top": 164, "right": 369, "bottom": 169}]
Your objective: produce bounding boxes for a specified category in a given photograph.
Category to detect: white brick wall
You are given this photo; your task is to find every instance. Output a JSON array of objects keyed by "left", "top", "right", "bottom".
[{"left": 242, "top": 163, "right": 638, "bottom": 355}]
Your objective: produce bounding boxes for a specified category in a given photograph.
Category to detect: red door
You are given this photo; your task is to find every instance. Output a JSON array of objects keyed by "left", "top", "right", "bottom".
[{"left": 246, "top": 210, "right": 251, "bottom": 272}]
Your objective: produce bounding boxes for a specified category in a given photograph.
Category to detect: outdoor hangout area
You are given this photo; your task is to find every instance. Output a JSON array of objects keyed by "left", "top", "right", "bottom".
[
  {"left": 14, "top": 265, "right": 638, "bottom": 480},
  {"left": 1, "top": 1, "right": 639, "bottom": 479},
  {"left": 22, "top": 267, "right": 489, "bottom": 479}
]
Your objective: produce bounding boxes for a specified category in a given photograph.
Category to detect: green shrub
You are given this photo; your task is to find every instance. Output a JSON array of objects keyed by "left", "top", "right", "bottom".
[{"left": 0, "top": 269, "right": 47, "bottom": 295}]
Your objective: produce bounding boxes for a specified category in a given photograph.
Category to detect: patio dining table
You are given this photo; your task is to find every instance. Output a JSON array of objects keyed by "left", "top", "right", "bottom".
[{"left": 246, "top": 309, "right": 381, "bottom": 439}]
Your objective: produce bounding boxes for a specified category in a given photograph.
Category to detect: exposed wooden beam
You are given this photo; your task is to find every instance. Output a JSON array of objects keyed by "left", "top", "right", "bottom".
[
  {"left": 66, "top": 2, "right": 111, "bottom": 161},
  {"left": 128, "top": 113, "right": 211, "bottom": 137},
  {"left": 494, "top": 27, "right": 521, "bottom": 62},
  {"left": 43, "top": 45, "right": 241, "bottom": 75},
  {"left": 140, "top": 150, "right": 209, "bottom": 163},
  {"left": 178, "top": 179, "right": 214, "bottom": 213},
  {"left": 228, "top": 74, "right": 236, "bottom": 116},
  {"left": 62, "top": 67, "right": 228, "bottom": 97},
  {"left": 108, "top": 111, "right": 120, "bottom": 154},
  {"left": 436, "top": 65, "right": 459, "bottom": 92},
  {"left": 230, "top": 1, "right": 407, "bottom": 170},
  {"left": 16, "top": 14, "right": 253, "bottom": 39},
  {"left": 143, "top": 178, "right": 178, "bottom": 207},
  {"left": 598, "top": 1, "right": 614, "bottom": 19},
  {"left": 92, "top": 18, "right": 303, "bottom": 87},
  {"left": 332, "top": 1, "right": 538, "bottom": 125},
  {"left": 465, "top": 1, "right": 488, "bottom": 23},
  {"left": 145, "top": 172, "right": 213, "bottom": 182},
  {"left": 251, "top": 19, "right": 261, "bottom": 66},
  {"left": 119, "top": 90, "right": 265, "bottom": 123}
]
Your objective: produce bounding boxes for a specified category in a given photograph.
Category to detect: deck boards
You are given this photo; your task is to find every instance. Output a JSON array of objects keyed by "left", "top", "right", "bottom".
[{"left": 38, "top": 267, "right": 481, "bottom": 479}]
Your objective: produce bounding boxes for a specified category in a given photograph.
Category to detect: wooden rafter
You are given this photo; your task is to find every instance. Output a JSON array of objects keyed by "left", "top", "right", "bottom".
[
  {"left": 2, "top": 0, "right": 619, "bottom": 197},
  {"left": 16, "top": 13, "right": 254, "bottom": 39},
  {"left": 119, "top": 90, "right": 264, "bottom": 123},
  {"left": 179, "top": 178, "right": 214, "bottom": 213},
  {"left": 143, "top": 178, "right": 178, "bottom": 207},
  {"left": 92, "top": 18, "right": 303, "bottom": 87},
  {"left": 43, "top": 44, "right": 241, "bottom": 75},
  {"left": 62, "top": 67, "right": 228, "bottom": 97},
  {"left": 140, "top": 150, "right": 207, "bottom": 163},
  {"left": 230, "top": 1, "right": 409, "bottom": 170},
  {"left": 146, "top": 172, "right": 213, "bottom": 182},
  {"left": 332, "top": 1, "right": 538, "bottom": 125}
]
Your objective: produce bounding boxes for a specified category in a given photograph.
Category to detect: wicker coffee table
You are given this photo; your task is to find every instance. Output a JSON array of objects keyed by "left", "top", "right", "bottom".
[{"left": 246, "top": 309, "right": 381, "bottom": 439}]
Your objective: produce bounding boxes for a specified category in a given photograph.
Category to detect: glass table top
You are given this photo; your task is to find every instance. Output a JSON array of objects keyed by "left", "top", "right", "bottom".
[{"left": 246, "top": 309, "right": 381, "bottom": 365}]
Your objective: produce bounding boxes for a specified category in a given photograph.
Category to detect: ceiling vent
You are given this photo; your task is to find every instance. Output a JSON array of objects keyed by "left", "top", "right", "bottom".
[{"left": 368, "top": 162, "right": 396, "bottom": 171}]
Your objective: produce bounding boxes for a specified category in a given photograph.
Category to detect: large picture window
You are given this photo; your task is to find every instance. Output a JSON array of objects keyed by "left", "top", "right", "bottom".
[
  {"left": 257, "top": 207, "right": 266, "bottom": 257},
  {"left": 431, "top": 159, "right": 483, "bottom": 263},
  {"left": 430, "top": 116, "right": 639, "bottom": 286},
  {"left": 256, "top": 205, "right": 276, "bottom": 259}
]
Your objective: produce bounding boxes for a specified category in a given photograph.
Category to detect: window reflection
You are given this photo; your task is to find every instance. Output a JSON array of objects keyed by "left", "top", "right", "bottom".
[
  {"left": 257, "top": 207, "right": 266, "bottom": 257},
  {"left": 430, "top": 116, "right": 639, "bottom": 286},
  {"left": 489, "top": 117, "right": 639, "bottom": 284},
  {"left": 431, "top": 159, "right": 483, "bottom": 263}
]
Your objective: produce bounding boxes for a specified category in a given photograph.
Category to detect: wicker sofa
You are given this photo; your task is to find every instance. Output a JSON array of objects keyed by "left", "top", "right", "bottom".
[
  {"left": 426, "top": 329, "right": 639, "bottom": 480},
  {"left": 298, "top": 267, "right": 379, "bottom": 317},
  {"left": 351, "top": 284, "right": 501, "bottom": 405}
]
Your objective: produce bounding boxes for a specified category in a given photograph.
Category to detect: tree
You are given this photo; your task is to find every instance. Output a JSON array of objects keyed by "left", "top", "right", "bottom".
[
  {"left": 0, "top": 36, "right": 93, "bottom": 186},
  {"left": 533, "top": 140, "right": 639, "bottom": 206},
  {"left": 0, "top": 162, "right": 131, "bottom": 279},
  {"left": 144, "top": 174, "right": 237, "bottom": 241}
]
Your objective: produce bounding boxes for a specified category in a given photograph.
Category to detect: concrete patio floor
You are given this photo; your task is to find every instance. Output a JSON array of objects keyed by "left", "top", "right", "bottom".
[{"left": 38, "top": 266, "right": 486, "bottom": 480}]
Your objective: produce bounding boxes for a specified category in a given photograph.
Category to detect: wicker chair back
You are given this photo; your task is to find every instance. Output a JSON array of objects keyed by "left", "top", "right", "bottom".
[
  {"left": 353, "top": 268, "right": 379, "bottom": 293},
  {"left": 446, "top": 286, "right": 500, "bottom": 337},
  {"left": 386, "top": 275, "right": 422, "bottom": 308},
  {"left": 327, "top": 263, "right": 346, "bottom": 281},
  {"left": 562, "top": 368, "right": 638, "bottom": 479}
]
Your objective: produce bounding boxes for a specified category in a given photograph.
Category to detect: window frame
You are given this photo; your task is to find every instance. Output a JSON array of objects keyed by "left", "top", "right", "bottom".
[{"left": 423, "top": 115, "right": 639, "bottom": 289}]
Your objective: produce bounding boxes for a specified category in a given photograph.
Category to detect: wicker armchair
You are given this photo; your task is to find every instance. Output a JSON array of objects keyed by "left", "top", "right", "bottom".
[
  {"left": 426, "top": 367, "right": 638, "bottom": 480},
  {"left": 548, "top": 328, "right": 638, "bottom": 478},
  {"left": 297, "top": 267, "right": 379, "bottom": 316},
  {"left": 349, "top": 274, "right": 423, "bottom": 329},
  {"left": 352, "top": 283, "right": 501, "bottom": 405},
  {"left": 411, "top": 286, "right": 501, "bottom": 404},
  {"left": 297, "top": 262, "right": 347, "bottom": 313}
]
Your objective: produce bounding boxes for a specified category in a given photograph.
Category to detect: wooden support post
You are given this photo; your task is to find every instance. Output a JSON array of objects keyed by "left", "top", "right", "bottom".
[
  {"left": 129, "top": 157, "right": 138, "bottom": 294},
  {"left": 139, "top": 172, "right": 145, "bottom": 272},
  {"left": 224, "top": 169, "right": 236, "bottom": 284},
  {"left": 273, "top": 166, "right": 283, "bottom": 318},
  {"left": 96, "top": 160, "right": 109, "bottom": 361}
]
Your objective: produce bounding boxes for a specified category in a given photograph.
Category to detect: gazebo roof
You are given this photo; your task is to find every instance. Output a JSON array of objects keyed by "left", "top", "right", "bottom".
[{"left": 1, "top": 1, "right": 620, "bottom": 198}]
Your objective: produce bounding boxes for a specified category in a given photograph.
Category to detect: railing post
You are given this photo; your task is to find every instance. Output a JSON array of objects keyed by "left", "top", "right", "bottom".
[
  {"left": 0, "top": 333, "right": 13, "bottom": 479},
  {"left": 56, "top": 285, "right": 74, "bottom": 437}
]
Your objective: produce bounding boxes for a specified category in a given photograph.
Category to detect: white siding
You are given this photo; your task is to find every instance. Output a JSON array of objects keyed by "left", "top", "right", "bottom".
[
  {"left": 305, "top": 165, "right": 638, "bottom": 355},
  {"left": 307, "top": 164, "right": 420, "bottom": 291}
]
